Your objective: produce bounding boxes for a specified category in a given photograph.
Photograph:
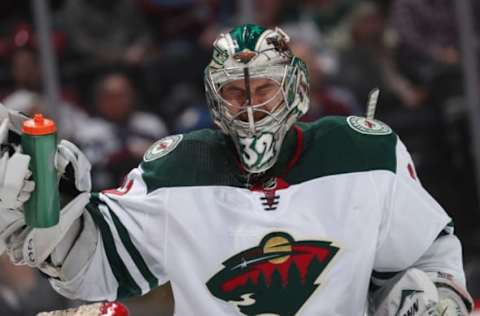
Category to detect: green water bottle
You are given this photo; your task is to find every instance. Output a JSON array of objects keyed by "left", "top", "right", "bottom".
[{"left": 21, "top": 113, "right": 60, "bottom": 228}]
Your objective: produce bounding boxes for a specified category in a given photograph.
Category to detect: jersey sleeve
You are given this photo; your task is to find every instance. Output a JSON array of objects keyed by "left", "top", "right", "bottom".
[
  {"left": 373, "top": 137, "right": 452, "bottom": 272},
  {"left": 52, "top": 167, "right": 170, "bottom": 301}
]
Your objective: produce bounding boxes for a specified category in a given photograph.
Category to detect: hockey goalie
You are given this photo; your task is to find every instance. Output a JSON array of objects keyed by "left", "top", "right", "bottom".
[{"left": 0, "top": 24, "right": 474, "bottom": 315}]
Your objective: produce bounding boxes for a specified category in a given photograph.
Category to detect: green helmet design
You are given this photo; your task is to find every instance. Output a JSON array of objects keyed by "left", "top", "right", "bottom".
[{"left": 205, "top": 24, "right": 310, "bottom": 174}]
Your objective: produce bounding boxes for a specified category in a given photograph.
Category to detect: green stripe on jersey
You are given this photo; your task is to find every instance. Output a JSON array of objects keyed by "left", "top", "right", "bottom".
[
  {"left": 371, "top": 270, "right": 400, "bottom": 280},
  {"left": 108, "top": 206, "right": 159, "bottom": 290},
  {"left": 87, "top": 200, "right": 141, "bottom": 299}
]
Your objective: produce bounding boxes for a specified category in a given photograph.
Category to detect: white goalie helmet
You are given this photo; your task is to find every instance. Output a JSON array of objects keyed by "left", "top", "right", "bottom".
[{"left": 205, "top": 24, "right": 310, "bottom": 174}]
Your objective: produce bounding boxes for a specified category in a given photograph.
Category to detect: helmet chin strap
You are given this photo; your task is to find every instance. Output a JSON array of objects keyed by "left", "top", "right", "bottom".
[{"left": 243, "top": 67, "right": 256, "bottom": 133}]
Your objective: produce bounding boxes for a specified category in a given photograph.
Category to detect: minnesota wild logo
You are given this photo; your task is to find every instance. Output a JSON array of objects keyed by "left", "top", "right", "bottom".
[
  {"left": 143, "top": 134, "right": 183, "bottom": 162},
  {"left": 346, "top": 116, "right": 392, "bottom": 135},
  {"left": 207, "top": 232, "right": 339, "bottom": 315}
]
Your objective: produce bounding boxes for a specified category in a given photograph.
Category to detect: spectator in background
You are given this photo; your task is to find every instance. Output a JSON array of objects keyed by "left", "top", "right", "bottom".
[
  {"left": 292, "top": 0, "right": 359, "bottom": 51},
  {"left": 58, "top": 0, "right": 151, "bottom": 65},
  {"left": 289, "top": 39, "right": 360, "bottom": 121},
  {"left": 138, "top": 0, "right": 219, "bottom": 127},
  {"left": 334, "top": 2, "right": 425, "bottom": 109},
  {"left": 390, "top": 0, "right": 465, "bottom": 87},
  {"left": 75, "top": 71, "right": 167, "bottom": 190},
  {"left": 9, "top": 46, "right": 41, "bottom": 91},
  {"left": 391, "top": 0, "right": 480, "bottom": 246},
  {"left": 252, "top": 0, "right": 289, "bottom": 29},
  {"left": 1, "top": 47, "right": 87, "bottom": 140},
  {"left": 390, "top": 0, "right": 480, "bottom": 251}
]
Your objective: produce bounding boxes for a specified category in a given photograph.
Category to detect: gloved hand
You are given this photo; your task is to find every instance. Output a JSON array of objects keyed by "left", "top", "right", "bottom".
[
  {"left": 55, "top": 139, "right": 91, "bottom": 193},
  {"left": 0, "top": 103, "right": 92, "bottom": 262},
  {"left": 0, "top": 117, "right": 33, "bottom": 255},
  {"left": 0, "top": 114, "right": 33, "bottom": 208},
  {"left": 428, "top": 296, "right": 469, "bottom": 315},
  {"left": 2, "top": 138, "right": 91, "bottom": 267},
  {"left": 424, "top": 272, "right": 473, "bottom": 316},
  {"left": 371, "top": 269, "right": 472, "bottom": 316}
]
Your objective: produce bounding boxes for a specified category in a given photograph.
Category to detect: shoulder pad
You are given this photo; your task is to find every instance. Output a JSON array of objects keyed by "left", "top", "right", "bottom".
[
  {"left": 287, "top": 116, "right": 398, "bottom": 183},
  {"left": 140, "top": 129, "right": 242, "bottom": 192}
]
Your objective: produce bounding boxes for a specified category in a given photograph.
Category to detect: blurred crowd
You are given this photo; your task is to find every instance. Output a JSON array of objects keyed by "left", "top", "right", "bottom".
[{"left": 0, "top": 0, "right": 479, "bottom": 315}]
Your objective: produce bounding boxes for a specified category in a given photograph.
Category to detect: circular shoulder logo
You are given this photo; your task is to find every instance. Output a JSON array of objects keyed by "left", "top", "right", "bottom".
[
  {"left": 346, "top": 116, "right": 392, "bottom": 135},
  {"left": 143, "top": 134, "right": 183, "bottom": 162}
]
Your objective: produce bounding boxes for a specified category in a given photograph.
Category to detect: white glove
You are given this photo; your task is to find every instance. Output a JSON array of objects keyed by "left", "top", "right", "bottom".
[
  {"left": 426, "top": 272, "right": 473, "bottom": 316},
  {"left": 55, "top": 139, "right": 91, "bottom": 192},
  {"left": 370, "top": 269, "right": 472, "bottom": 316},
  {"left": 4, "top": 139, "right": 92, "bottom": 266},
  {"left": 432, "top": 296, "right": 469, "bottom": 315},
  {"left": 0, "top": 117, "right": 33, "bottom": 210},
  {"left": 0, "top": 102, "right": 30, "bottom": 134},
  {"left": 0, "top": 102, "right": 92, "bottom": 268},
  {"left": 0, "top": 151, "right": 33, "bottom": 209},
  {"left": 371, "top": 268, "right": 439, "bottom": 316},
  {"left": 7, "top": 192, "right": 90, "bottom": 267},
  {"left": 0, "top": 117, "right": 33, "bottom": 255}
]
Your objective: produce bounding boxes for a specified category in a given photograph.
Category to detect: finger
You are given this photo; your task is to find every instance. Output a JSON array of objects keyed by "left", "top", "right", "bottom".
[
  {"left": 0, "top": 118, "right": 9, "bottom": 144},
  {"left": 55, "top": 143, "right": 73, "bottom": 174},
  {"left": 59, "top": 139, "right": 82, "bottom": 152},
  {"left": 8, "top": 110, "right": 30, "bottom": 135},
  {"left": 60, "top": 140, "right": 89, "bottom": 166},
  {"left": 17, "top": 191, "right": 32, "bottom": 203},
  {"left": 0, "top": 104, "right": 29, "bottom": 135},
  {"left": 0, "top": 151, "right": 8, "bottom": 181},
  {"left": 21, "top": 180, "right": 35, "bottom": 193}
]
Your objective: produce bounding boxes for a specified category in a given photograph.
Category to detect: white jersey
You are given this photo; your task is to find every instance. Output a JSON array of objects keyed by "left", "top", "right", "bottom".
[{"left": 50, "top": 116, "right": 461, "bottom": 316}]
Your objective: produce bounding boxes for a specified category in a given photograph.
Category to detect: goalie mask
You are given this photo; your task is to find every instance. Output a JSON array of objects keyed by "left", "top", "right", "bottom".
[{"left": 205, "top": 24, "right": 310, "bottom": 174}]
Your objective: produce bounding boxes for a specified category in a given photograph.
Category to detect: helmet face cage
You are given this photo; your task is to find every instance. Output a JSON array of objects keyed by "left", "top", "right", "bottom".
[{"left": 204, "top": 25, "right": 310, "bottom": 174}]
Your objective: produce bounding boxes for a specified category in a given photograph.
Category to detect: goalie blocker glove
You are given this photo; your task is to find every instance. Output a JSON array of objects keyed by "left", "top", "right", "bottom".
[{"left": 370, "top": 268, "right": 473, "bottom": 316}]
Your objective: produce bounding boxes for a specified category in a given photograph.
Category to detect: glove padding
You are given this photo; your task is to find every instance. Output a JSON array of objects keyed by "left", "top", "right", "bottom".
[
  {"left": 0, "top": 103, "right": 92, "bottom": 266},
  {"left": 0, "top": 151, "right": 33, "bottom": 209},
  {"left": 0, "top": 117, "right": 34, "bottom": 255},
  {"left": 7, "top": 192, "right": 90, "bottom": 267},
  {"left": 427, "top": 271, "right": 473, "bottom": 316},
  {"left": 0, "top": 117, "right": 34, "bottom": 210},
  {"left": 3, "top": 140, "right": 92, "bottom": 265},
  {"left": 0, "top": 102, "right": 30, "bottom": 134},
  {"left": 370, "top": 268, "right": 471, "bottom": 316},
  {"left": 55, "top": 139, "right": 91, "bottom": 193}
]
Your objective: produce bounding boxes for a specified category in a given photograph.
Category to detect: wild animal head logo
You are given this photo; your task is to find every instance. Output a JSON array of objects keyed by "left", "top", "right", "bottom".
[
  {"left": 233, "top": 50, "right": 258, "bottom": 63},
  {"left": 206, "top": 232, "right": 339, "bottom": 315}
]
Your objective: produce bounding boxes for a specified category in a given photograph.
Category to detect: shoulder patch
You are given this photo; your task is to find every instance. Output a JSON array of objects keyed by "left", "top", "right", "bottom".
[
  {"left": 143, "top": 134, "right": 183, "bottom": 162},
  {"left": 346, "top": 116, "right": 392, "bottom": 135}
]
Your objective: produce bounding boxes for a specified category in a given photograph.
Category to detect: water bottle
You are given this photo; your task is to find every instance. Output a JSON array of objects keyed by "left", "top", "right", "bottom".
[{"left": 21, "top": 113, "right": 60, "bottom": 227}]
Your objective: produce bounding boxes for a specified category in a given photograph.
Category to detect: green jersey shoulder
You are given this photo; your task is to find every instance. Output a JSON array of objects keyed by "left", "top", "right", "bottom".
[
  {"left": 140, "top": 116, "right": 398, "bottom": 192},
  {"left": 140, "top": 129, "right": 244, "bottom": 192},
  {"left": 287, "top": 116, "right": 398, "bottom": 184}
]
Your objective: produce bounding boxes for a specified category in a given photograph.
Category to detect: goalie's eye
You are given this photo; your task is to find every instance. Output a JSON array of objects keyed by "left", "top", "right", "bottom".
[
  {"left": 221, "top": 86, "right": 246, "bottom": 106},
  {"left": 221, "top": 79, "right": 281, "bottom": 107},
  {"left": 254, "top": 82, "right": 278, "bottom": 102}
]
